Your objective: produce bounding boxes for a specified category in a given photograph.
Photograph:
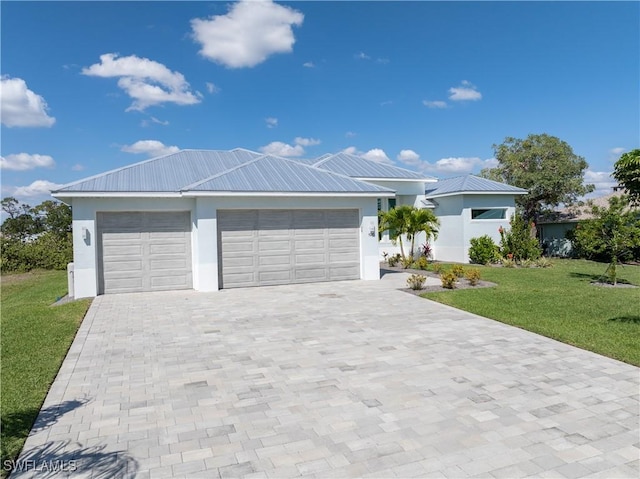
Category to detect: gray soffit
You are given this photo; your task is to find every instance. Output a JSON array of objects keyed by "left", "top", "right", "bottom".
[
  {"left": 312, "top": 152, "right": 434, "bottom": 180},
  {"left": 425, "top": 175, "right": 528, "bottom": 197},
  {"left": 184, "top": 155, "right": 395, "bottom": 194}
]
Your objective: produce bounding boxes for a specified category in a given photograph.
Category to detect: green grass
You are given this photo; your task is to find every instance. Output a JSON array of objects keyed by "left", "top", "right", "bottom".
[
  {"left": 1, "top": 270, "right": 91, "bottom": 475},
  {"left": 422, "top": 259, "right": 640, "bottom": 366}
]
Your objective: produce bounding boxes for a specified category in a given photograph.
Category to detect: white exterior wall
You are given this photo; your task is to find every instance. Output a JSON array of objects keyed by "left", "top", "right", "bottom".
[
  {"left": 69, "top": 195, "right": 379, "bottom": 298},
  {"left": 431, "top": 196, "right": 465, "bottom": 262}
]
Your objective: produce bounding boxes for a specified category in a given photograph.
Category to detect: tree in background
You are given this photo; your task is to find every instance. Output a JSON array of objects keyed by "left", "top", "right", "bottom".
[
  {"left": 613, "top": 149, "right": 640, "bottom": 205},
  {"left": 568, "top": 195, "right": 640, "bottom": 284},
  {"left": 481, "top": 134, "right": 594, "bottom": 222},
  {"left": 1, "top": 197, "right": 73, "bottom": 272}
]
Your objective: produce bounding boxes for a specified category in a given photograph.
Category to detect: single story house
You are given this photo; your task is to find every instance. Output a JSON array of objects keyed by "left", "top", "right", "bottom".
[{"left": 53, "top": 149, "right": 526, "bottom": 298}]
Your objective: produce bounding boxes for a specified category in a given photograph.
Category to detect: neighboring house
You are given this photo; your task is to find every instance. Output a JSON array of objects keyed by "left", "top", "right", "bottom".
[
  {"left": 537, "top": 189, "right": 626, "bottom": 257},
  {"left": 53, "top": 149, "right": 524, "bottom": 298}
]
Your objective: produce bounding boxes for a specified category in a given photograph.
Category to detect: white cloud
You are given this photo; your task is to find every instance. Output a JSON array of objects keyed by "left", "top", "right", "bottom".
[
  {"left": 82, "top": 53, "right": 201, "bottom": 111},
  {"left": 362, "top": 148, "right": 392, "bottom": 165},
  {"left": 206, "top": 82, "right": 219, "bottom": 94},
  {"left": 584, "top": 169, "right": 617, "bottom": 198},
  {"left": 294, "top": 137, "right": 320, "bottom": 147},
  {"left": 610, "top": 147, "right": 626, "bottom": 155},
  {"left": 415, "top": 157, "right": 497, "bottom": 174},
  {"left": 121, "top": 140, "right": 180, "bottom": 157},
  {"left": 376, "top": 58, "right": 390, "bottom": 65},
  {"left": 259, "top": 141, "right": 304, "bottom": 157},
  {"left": 140, "top": 116, "right": 169, "bottom": 127},
  {"left": 380, "top": 100, "right": 393, "bottom": 107},
  {"left": 191, "top": 0, "right": 304, "bottom": 69},
  {"left": 0, "top": 76, "right": 56, "bottom": 127},
  {"left": 1, "top": 153, "right": 55, "bottom": 171},
  {"left": 423, "top": 100, "right": 448, "bottom": 109},
  {"left": 71, "top": 164, "right": 85, "bottom": 171},
  {"left": 265, "top": 117, "right": 278, "bottom": 128},
  {"left": 355, "top": 52, "right": 370, "bottom": 60},
  {"left": 345, "top": 131, "right": 357, "bottom": 138},
  {"left": 13, "top": 180, "right": 63, "bottom": 197},
  {"left": 448, "top": 80, "right": 482, "bottom": 101},
  {"left": 397, "top": 149, "right": 421, "bottom": 166},
  {"left": 303, "top": 61, "right": 315, "bottom": 68},
  {"left": 342, "top": 146, "right": 361, "bottom": 155}
]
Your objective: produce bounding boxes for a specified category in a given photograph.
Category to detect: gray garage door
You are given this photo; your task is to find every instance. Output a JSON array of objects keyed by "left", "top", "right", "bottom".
[
  {"left": 97, "top": 212, "right": 192, "bottom": 294},
  {"left": 218, "top": 209, "right": 360, "bottom": 288}
]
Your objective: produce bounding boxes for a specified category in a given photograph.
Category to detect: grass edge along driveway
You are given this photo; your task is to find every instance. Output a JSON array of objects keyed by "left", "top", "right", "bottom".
[
  {"left": 1, "top": 270, "right": 91, "bottom": 477},
  {"left": 422, "top": 259, "right": 640, "bottom": 367}
]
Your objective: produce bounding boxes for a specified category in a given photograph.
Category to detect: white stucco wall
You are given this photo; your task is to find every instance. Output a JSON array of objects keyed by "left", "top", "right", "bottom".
[
  {"left": 430, "top": 194, "right": 517, "bottom": 263},
  {"left": 68, "top": 195, "right": 379, "bottom": 298}
]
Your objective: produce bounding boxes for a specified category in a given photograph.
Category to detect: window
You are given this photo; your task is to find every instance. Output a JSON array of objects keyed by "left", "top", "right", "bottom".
[{"left": 471, "top": 208, "right": 506, "bottom": 220}]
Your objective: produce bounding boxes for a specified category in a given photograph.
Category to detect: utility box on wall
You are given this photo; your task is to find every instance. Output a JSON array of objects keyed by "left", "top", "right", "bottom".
[{"left": 67, "top": 262, "right": 74, "bottom": 299}]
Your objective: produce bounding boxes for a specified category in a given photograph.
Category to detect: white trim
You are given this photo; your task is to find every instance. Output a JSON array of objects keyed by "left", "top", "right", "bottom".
[
  {"left": 53, "top": 192, "right": 182, "bottom": 199},
  {"left": 426, "top": 190, "right": 527, "bottom": 199},
  {"left": 182, "top": 191, "right": 394, "bottom": 198},
  {"left": 356, "top": 177, "right": 436, "bottom": 183}
]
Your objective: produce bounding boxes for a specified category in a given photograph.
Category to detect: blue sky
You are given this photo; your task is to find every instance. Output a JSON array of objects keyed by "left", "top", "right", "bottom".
[{"left": 1, "top": 0, "right": 638, "bottom": 205}]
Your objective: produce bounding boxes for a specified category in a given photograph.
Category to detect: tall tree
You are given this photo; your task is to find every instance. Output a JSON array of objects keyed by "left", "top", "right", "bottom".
[
  {"left": 612, "top": 149, "right": 640, "bottom": 205},
  {"left": 378, "top": 205, "right": 412, "bottom": 259},
  {"left": 406, "top": 208, "right": 439, "bottom": 258},
  {"left": 379, "top": 205, "right": 439, "bottom": 259},
  {"left": 480, "top": 134, "right": 594, "bottom": 221}
]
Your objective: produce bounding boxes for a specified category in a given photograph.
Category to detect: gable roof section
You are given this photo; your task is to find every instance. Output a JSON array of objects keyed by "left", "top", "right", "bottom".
[
  {"left": 312, "top": 152, "right": 434, "bottom": 181},
  {"left": 184, "top": 156, "right": 394, "bottom": 195},
  {"left": 54, "top": 150, "right": 253, "bottom": 193},
  {"left": 425, "top": 175, "right": 527, "bottom": 198}
]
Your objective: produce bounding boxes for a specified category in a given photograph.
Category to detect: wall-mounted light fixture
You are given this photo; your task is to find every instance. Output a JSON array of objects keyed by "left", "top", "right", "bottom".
[
  {"left": 82, "top": 227, "right": 89, "bottom": 241},
  {"left": 368, "top": 221, "right": 376, "bottom": 237}
]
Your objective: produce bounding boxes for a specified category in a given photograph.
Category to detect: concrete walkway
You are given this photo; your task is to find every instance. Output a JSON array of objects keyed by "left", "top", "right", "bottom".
[{"left": 13, "top": 272, "right": 639, "bottom": 478}]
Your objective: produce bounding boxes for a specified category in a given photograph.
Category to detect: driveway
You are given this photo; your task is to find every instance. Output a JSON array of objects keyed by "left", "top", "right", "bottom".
[{"left": 13, "top": 273, "right": 639, "bottom": 478}]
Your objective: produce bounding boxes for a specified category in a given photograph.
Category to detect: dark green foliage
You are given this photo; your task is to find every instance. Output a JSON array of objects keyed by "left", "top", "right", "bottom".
[
  {"left": 379, "top": 205, "right": 439, "bottom": 259},
  {"left": 1, "top": 198, "right": 73, "bottom": 272},
  {"left": 499, "top": 213, "right": 542, "bottom": 261},
  {"left": 468, "top": 235, "right": 500, "bottom": 264},
  {"left": 613, "top": 149, "right": 640, "bottom": 205},
  {"left": 481, "top": 134, "right": 594, "bottom": 221}
]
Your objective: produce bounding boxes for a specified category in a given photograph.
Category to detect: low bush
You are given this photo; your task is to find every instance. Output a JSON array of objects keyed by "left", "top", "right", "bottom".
[
  {"left": 465, "top": 268, "right": 481, "bottom": 286},
  {"left": 400, "top": 256, "right": 414, "bottom": 269},
  {"left": 387, "top": 253, "right": 402, "bottom": 267},
  {"left": 440, "top": 271, "right": 458, "bottom": 289},
  {"left": 468, "top": 235, "right": 500, "bottom": 264},
  {"left": 502, "top": 257, "right": 516, "bottom": 268},
  {"left": 1, "top": 233, "right": 72, "bottom": 273},
  {"left": 499, "top": 213, "right": 542, "bottom": 261},
  {"left": 432, "top": 263, "right": 444, "bottom": 274},
  {"left": 451, "top": 264, "right": 465, "bottom": 278},
  {"left": 407, "top": 274, "right": 427, "bottom": 290},
  {"left": 413, "top": 256, "right": 430, "bottom": 270},
  {"left": 535, "top": 257, "right": 553, "bottom": 268}
]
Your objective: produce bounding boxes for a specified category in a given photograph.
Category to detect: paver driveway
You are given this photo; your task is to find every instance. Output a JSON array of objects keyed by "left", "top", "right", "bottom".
[{"left": 13, "top": 272, "right": 639, "bottom": 478}]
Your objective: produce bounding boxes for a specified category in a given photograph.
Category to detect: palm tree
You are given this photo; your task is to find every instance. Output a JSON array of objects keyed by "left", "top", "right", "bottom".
[
  {"left": 406, "top": 208, "right": 439, "bottom": 258},
  {"left": 379, "top": 205, "right": 440, "bottom": 259},
  {"left": 378, "top": 205, "right": 412, "bottom": 259}
]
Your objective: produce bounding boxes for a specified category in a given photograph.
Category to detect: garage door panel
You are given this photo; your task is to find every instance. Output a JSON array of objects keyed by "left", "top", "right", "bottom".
[
  {"left": 98, "top": 211, "right": 192, "bottom": 294},
  {"left": 219, "top": 209, "right": 359, "bottom": 289}
]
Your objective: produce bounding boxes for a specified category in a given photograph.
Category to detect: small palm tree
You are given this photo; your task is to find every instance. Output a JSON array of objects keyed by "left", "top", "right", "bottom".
[
  {"left": 379, "top": 205, "right": 440, "bottom": 259},
  {"left": 406, "top": 208, "right": 439, "bottom": 258}
]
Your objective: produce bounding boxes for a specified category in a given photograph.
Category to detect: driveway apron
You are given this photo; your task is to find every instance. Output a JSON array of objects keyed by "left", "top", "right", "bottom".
[{"left": 12, "top": 272, "right": 639, "bottom": 478}]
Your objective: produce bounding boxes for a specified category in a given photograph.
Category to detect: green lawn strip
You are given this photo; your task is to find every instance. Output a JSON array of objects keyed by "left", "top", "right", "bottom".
[
  {"left": 1, "top": 270, "right": 91, "bottom": 474},
  {"left": 422, "top": 259, "right": 640, "bottom": 366}
]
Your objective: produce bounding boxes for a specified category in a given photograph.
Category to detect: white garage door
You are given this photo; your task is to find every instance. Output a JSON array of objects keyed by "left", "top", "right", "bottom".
[
  {"left": 218, "top": 209, "right": 360, "bottom": 288},
  {"left": 97, "top": 211, "right": 192, "bottom": 294}
]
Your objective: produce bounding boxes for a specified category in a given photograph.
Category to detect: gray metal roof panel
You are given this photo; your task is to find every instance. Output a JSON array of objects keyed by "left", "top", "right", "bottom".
[
  {"left": 185, "top": 155, "right": 394, "bottom": 193},
  {"left": 313, "top": 152, "right": 433, "bottom": 180},
  {"left": 55, "top": 150, "right": 255, "bottom": 192},
  {"left": 425, "top": 175, "right": 527, "bottom": 196}
]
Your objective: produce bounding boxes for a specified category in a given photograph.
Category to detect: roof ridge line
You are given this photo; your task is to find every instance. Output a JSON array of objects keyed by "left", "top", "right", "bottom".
[{"left": 181, "top": 156, "right": 262, "bottom": 190}]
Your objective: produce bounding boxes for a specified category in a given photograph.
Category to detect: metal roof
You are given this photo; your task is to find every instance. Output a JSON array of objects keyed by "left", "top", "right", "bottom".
[
  {"left": 312, "top": 152, "right": 433, "bottom": 180},
  {"left": 185, "top": 156, "right": 394, "bottom": 194},
  {"left": 55, "top": 150, "right": 254, "bottom": 192},
  {"left": 425, "top": 175, "right": 527, "bottom": 197}
]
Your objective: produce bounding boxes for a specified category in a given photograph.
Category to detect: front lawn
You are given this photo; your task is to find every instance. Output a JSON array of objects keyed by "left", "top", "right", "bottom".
[
  {"left": 1, "top": 271, "right": 91, "bottom": 476},
  {"left": 422, "top": 259, "right": 640, "bottom": 366}
]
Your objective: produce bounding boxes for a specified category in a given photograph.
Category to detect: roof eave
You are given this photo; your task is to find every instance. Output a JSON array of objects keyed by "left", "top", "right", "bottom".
[{"left": 425, "top": 190, "right": 528, "bottom": 199}]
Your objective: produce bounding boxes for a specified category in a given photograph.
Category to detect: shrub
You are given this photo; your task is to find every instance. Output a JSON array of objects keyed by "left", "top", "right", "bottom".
[
  {"left": 387, "top": 253, "right": 402, "bottom": 267},
  {"left": 432, "top": 263, "right": 444, "bottom": 274},
  {"left": 451, "top": 264, "right": 465, "bottom": 278},
  {"left": 0, "top": 232, "right": 72, "bottom": 273},
  {"left": 440, "top": 271, "right": 458, "bottom": 289},
  {"left": 535, "top": 257, "right": 553, "bottom": 268},
  {"left": 413, "top": 256, "right": 429, "bottom": 270},
  {"left": 499, "top": 213, "right": 542, "bottom": 261},
  {"left": 420, "top": 243, "right": 433, "bottom": 259},
  {"left": 401, "top": 256, "right": 415, "bottom": 269},
  {"left": 519, "top": 258, "right": 534, "bottom": 268},
  {"left": 502, "top": 257, "right": 516, "bottom": 268},
  {"left": 468, "top": 235, "right": 500, "bottom": 265},
  {"left": 407, "top": 274, "right": 427, "bottom": 290},
  {"left": 465, "top": 268, "right": 481, "bottom": 286}
]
